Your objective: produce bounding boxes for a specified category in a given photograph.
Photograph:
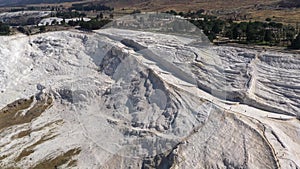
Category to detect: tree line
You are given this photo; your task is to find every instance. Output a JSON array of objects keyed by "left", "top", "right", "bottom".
[
  {"left": 166, "top": 10, "right": 300, "bottom": 49},
  {"left": 55, "top": 11, "right": 86, "bottom": 19},
  {"left": 69, "top": 3, "right": 113, "bottom": 11}
]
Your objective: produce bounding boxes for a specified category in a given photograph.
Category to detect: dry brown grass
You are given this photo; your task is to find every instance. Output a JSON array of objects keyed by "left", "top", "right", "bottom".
[
  {"left": 0, "top": 96, "right": 34, "bottom": 131},
  {"left": 15, "top": 129, "right": 31, "bottom": 138},
  {"left": 15, "top": 149, "right": 35, "bottom": 162},
  {"left": 11, "top": 119, "right": 63, "bottom": 140},
  {"left": 67, "top": 159, "right": 78, "bottom": 167},
  {"left": 2, "top": 0, "right": 299, "bottom": 25},
  {"left": 248, "top": 9, "right": 300, "bottom": 24},
  {"left": 101, "top": 0, "right": 300, "bottom": 25},
  {"left": 112, "top": 0, "right": 279, "bottom": 12},
  {"left": 0, "top": 94, "right": 54, "bottom": 164},
  {"left": 0, "top": 0, "right": 278, "bottom": 12},
  {"left": 15, "top": 134, "right": 58, "bottom": 162},
  {"left": 0, "top": 95, "right": 53, "bottom": 132},
  {"left": 0, "top": 154, "right": 8, "bottom": 161},
  {"left": 31, "top": 148, "right": 81, "bottom": 169}
]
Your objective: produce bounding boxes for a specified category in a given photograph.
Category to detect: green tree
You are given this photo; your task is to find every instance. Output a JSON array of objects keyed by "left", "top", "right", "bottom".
[
  {"left": 196, "top": 9, "right": 205, "bottom": 16},
  {"left": 0, "top": 22, "right": 10, "bottom": 35},
  {"left": 246, "top": 23, "right": 255, "bottom": 41},
  {"left": 264, "top": 30, "right": 273, "bottom": 42},
  {"left": 290, "top": 34, "right": 300, "bottom": 49},
  {"left": 246, "top": 22, "right": 264, "bottom": 42},
  {"left": 212, "top": 23, "right": 222, "bottom": 34},
  {"left": 80, "top": 19, "right": 111, "bottom": 30},
  {"left": 265, "top": 18, "right": 272, "bottom": 22},
  {"left": 39, "top": 26, "right": 46, "bottom": 32},
  {"left": 228, "top": 25, "right": 239, "bottom": 40}
]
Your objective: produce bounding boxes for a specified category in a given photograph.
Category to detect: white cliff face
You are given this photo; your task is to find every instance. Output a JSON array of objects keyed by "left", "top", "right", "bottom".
[{"left": 0, "top": 28, "right": 299, "bottom": 169}]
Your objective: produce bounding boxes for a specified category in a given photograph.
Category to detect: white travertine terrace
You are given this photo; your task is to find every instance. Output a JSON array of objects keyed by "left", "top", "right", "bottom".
[{"left": 0, "top": 28, "right": 299, "bottom": 169}]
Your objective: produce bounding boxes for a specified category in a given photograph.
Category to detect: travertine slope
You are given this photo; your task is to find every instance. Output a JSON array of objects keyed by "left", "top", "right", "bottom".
[{"left": 0, "top": 28, "right": 299, "bottom": 169}]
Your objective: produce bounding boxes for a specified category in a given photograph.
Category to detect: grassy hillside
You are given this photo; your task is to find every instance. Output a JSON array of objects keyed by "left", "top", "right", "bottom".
[
  {"left": 0, "top": 0, "right": 281, "bottom": 10},
  {"left": 0, "top": 0, "right": 82, "bottom": 6},
  {"left": 1, "top": 0, "right": 299, "bottom": 24}
]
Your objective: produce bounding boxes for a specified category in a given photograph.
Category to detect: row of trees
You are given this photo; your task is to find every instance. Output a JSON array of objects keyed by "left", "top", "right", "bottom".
[
  {"left": 166, "top": 9, "right": 205, "bottom": 18},
  {"left": 79, "top": 19, "right": 111, "bottom": 30},
  {"left": 224, "top": 21, "right": 297, "bottom": 46},
  {"left": 186, "top": 12, "right": 300, "bottom": 49},
  {"left": 70, "top": 3, "right": 113, "bottom": 11},
  {"left": 55, "top": 11, "right": 86, "bottom": 19}
]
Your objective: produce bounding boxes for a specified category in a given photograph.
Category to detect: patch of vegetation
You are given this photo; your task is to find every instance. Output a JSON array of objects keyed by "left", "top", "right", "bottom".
[
  {"left": 70, "top": 3, "right": 113, "bottom": 11},
  {"left": 265, "top": 18, "right": 272, "bottom": 22},
  {"left": 56, "top": 11, "right": 86, "bottom": 19},
  {"left": 39, "top": 26, "right": 46, "bottom": 33},
  {"left": 31, "top": 148, "right": 81, "bottom": 169},
  {"left": 79, "top": 19, "right": 111, "bottom": 30},
  {"left": 0, "top": 22, "right": 10, "bottom": 35},
  {"left": 167, "top": 10, "right": 300, "bottom": 49},
  {"left": 223, "top": 21, "right": 298, "bottom": 47},
  {"left": 17, "top": 26, "right": 31, "bottom": 35},
  {"left": 290, "top": 34, "right": 300, "bottom": 49},
  {"left": 166, "top": 9, "right": 205, "bottom": 18},
  {"left": 0, "top": 95, "right": 52, "bottom": 132},
  {"left": 10, "top": 8, "right": 25, "bottom": 12}
]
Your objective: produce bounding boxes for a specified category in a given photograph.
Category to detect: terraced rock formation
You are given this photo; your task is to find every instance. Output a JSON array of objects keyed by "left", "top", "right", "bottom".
[{"left": 0, "top": 27, "right": 299, "bottom": 169}]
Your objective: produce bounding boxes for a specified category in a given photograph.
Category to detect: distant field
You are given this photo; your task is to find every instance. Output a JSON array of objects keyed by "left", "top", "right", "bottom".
[
  {"left": 110, "top": 0, "right": 299, "bottom": 25},
  {"left": 107, "top": 0, "right": 280, "bottom": 12},
  {"left": 249, "top": 9, "right": 300, "bottom": 24},
  {"left": 1, "top": 0, "right": 300, "bottom": 25},
  {"left": 0, "top": 0, "right": 82, "bottom": 7},
  {"left": 0, "top": 0, "right": 280, "bottom": 11}
]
